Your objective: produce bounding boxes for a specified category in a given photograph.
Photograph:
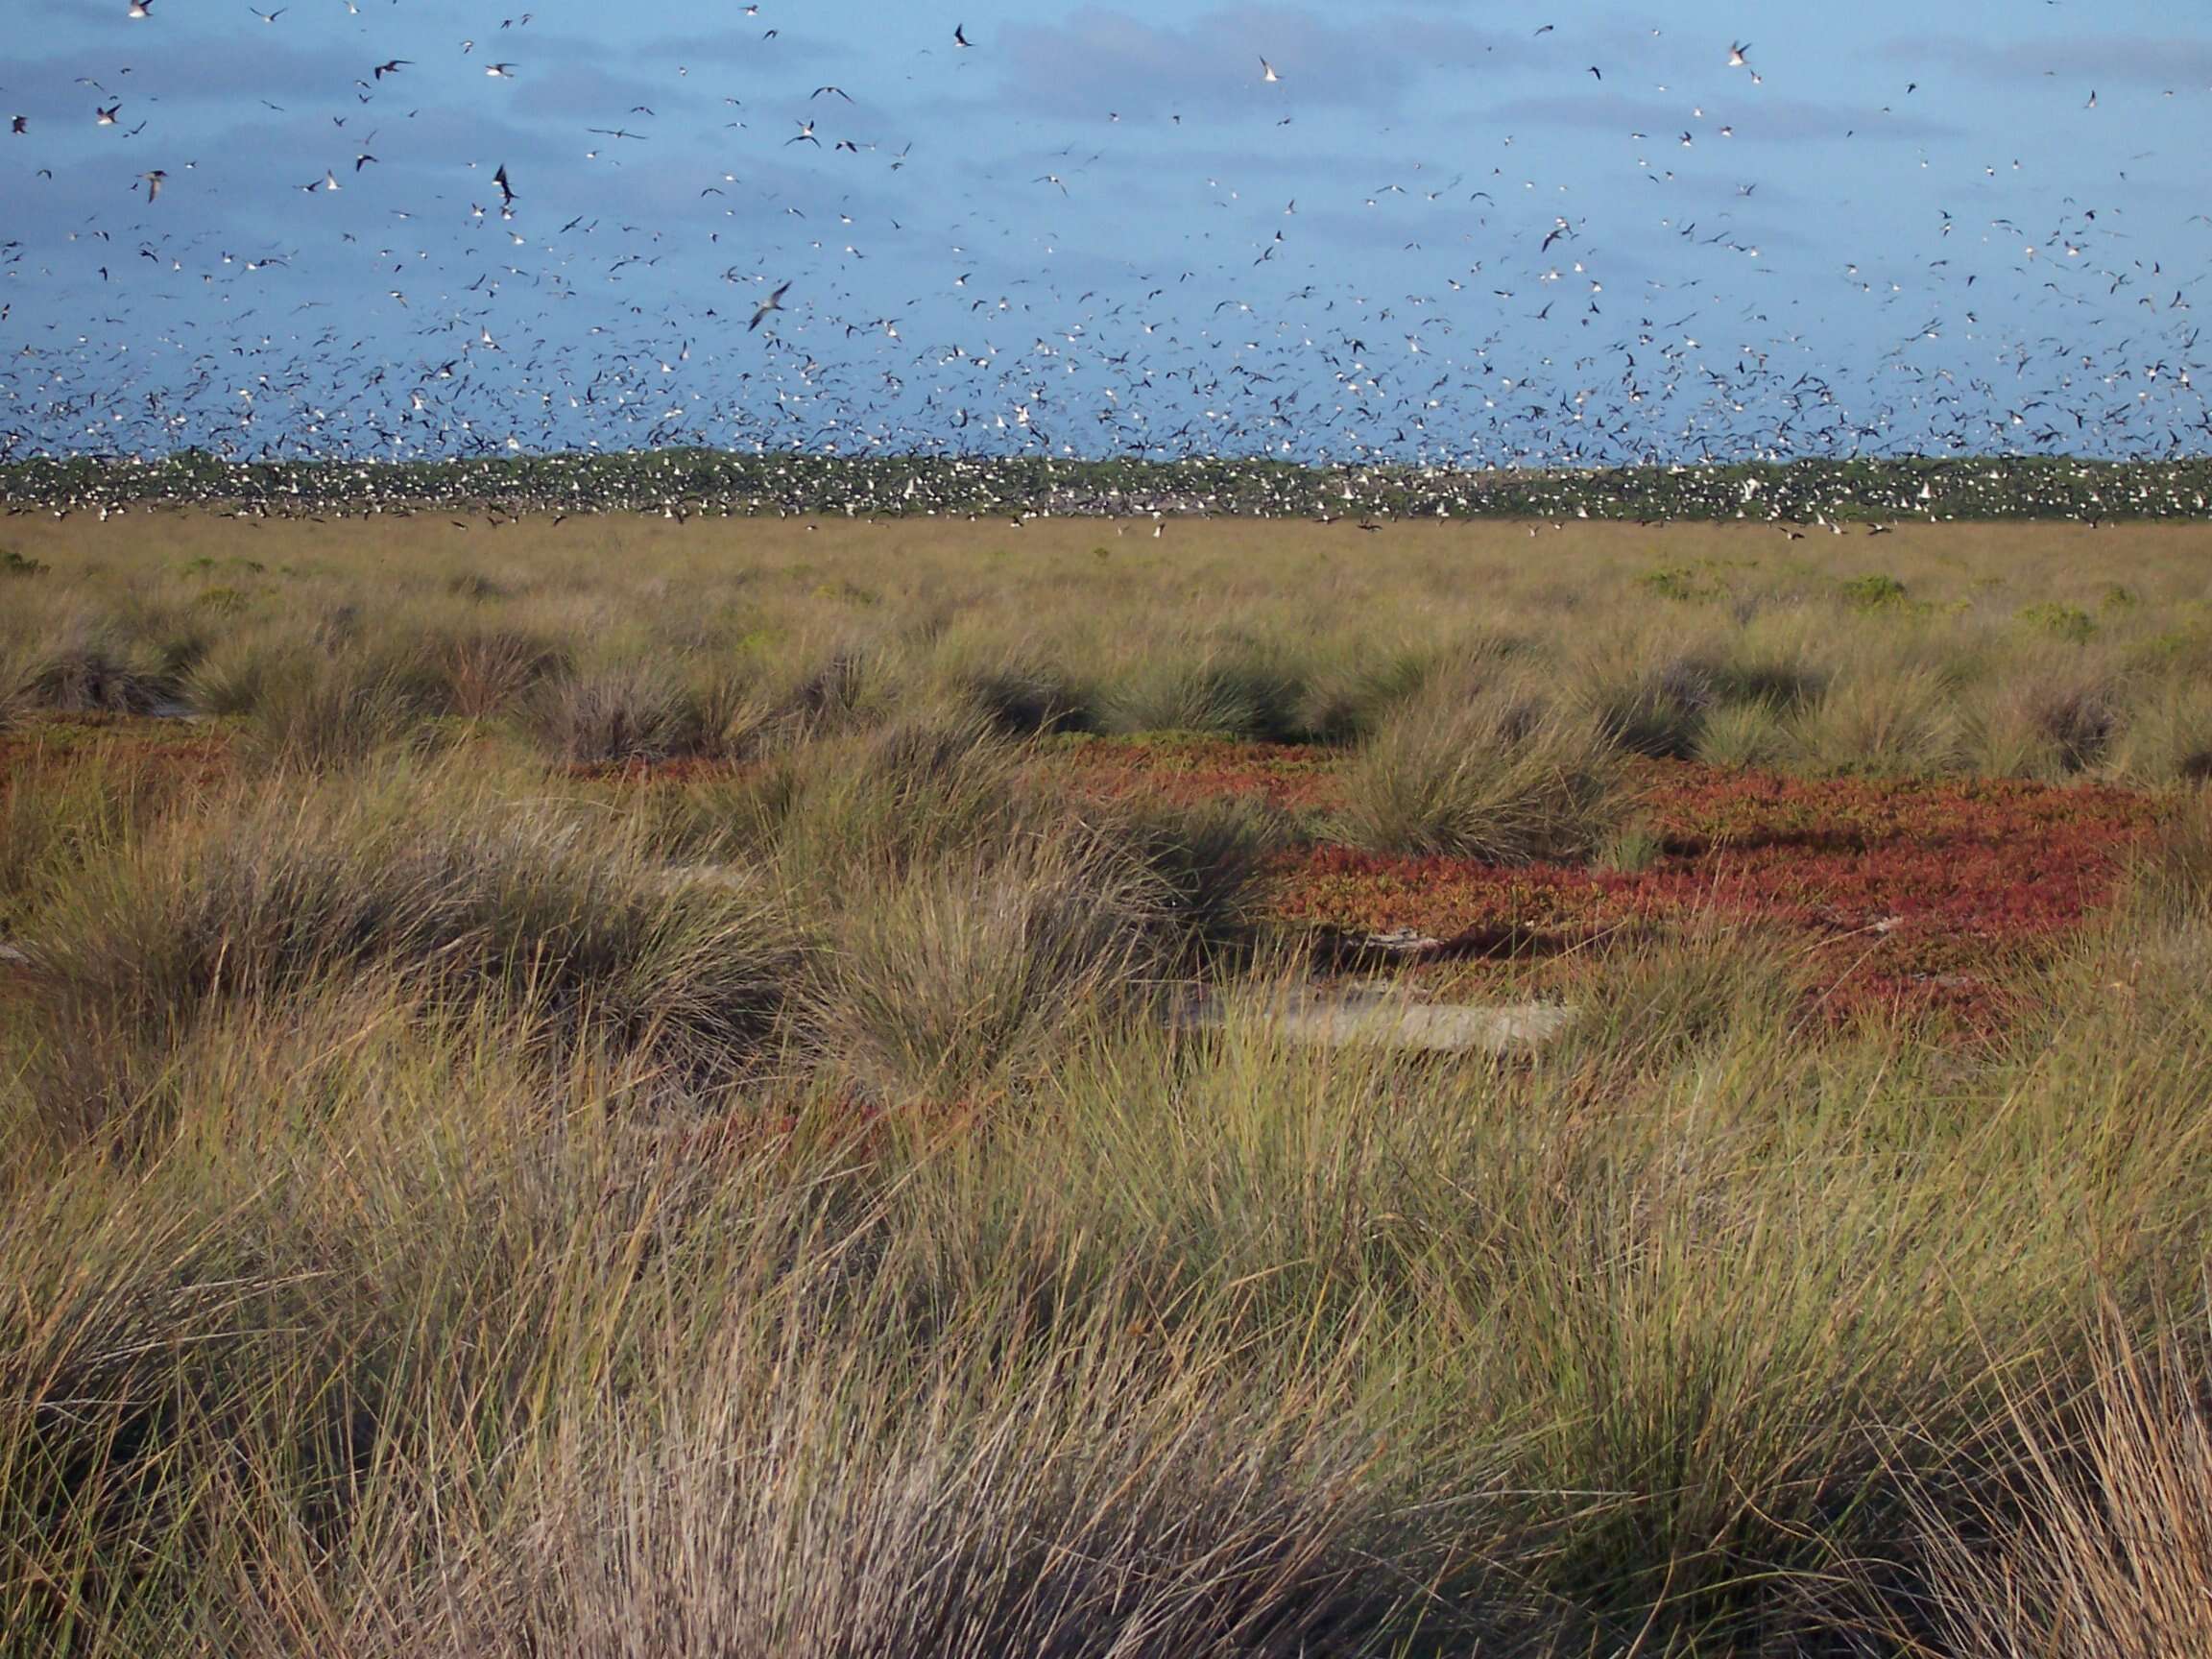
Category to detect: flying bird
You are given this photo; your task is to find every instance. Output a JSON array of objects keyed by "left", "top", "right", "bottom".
[
  {"left": 750, "top": 279, "right": 791, "bottom": 332},
  {"left": 1728, "top": 41, "right": 1752, "bottom": 66},
  {"left": 953, "top": 22, "right": 974, "bottom": 47},
  {"left": 1260, "top": 57, "right": 1280, "bottom": 83},
  {"left": 136, "top": 169, "right": 165, "bottom": 202},
  {"left": 373, "top": 60, "right": 411, "bottom": 79},
  {"left": 493, "top": 163, "right": 515, "bottom": 207}
]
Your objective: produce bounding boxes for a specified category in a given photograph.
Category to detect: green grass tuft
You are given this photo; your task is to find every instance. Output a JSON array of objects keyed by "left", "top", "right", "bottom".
[{"left": 1335, "top": 688, "right": 1624, "bottom": 861}]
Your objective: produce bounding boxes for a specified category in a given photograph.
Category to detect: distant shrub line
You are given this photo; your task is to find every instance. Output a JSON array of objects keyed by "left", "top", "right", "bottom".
[{"left": 6, "top": 450, "right": 2212, "bottom": 519}]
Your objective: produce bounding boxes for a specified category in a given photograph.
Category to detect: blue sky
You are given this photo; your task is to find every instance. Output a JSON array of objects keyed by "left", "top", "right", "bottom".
[{"left": 2, "top": 0, "right": 2208, "bottom": 463}]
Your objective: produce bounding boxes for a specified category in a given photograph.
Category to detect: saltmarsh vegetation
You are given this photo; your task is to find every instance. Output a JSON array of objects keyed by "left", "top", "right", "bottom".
[{"left": 4, "top": 510, "right": 2212, "bottom": 1652}]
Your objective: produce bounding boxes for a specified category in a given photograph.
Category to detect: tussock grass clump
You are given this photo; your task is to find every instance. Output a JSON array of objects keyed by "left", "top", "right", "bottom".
[
  {"left": 0, "top": 989, "right": 650, "bottom": 1649},
  {"left": 24, "top": 647, "right": 165, "bottom": 715},
  {"left": 1594, "top": 819, "right": 1665, "bottom": 874},
  {"left": 2038, "top": 679, "right": 2121, "bottom": 774},
  {"left": 445, "top": 569, "right": 507, "bottom": 601},
  {"left": 1108, "top": 791, "right": 1286, "bottom": 960},
  {"left": 180, "top": 624, "right": 299, "bottom": 716},
  {"left": 435, "top": 627, "right": 571, "bottom": 720},
  {"left": 527, "top": 661, "right": 706, "bottom": 766},
  {"left": 23, "top": 627, "right": 180, "bottom": 715},
  {"left": 807, "top": 827, "right": 1174, "bottom": 1103},
  {"left": 773, "top": 643, "right": 888, "bottom": 738},
  {"left": 721, "top": 710, "right": 1037, "bottom": 879},
  {"left": 1572, "top": 621, "right": 1825, "bottom": 762},
  {"left": 246, "top": 651, "right": 443, "bottom": 771},
  {"left": 684, "top": 663, "right": 781, "bottom": 761},
  {"left": 1902, "top": 1314, "right": 2212, "bottom": 1659},
  {"left": 1792, "top": 664, "right": 1964, "bottom": 775},
  {"left": 18, "top": 765, "right": 805, "bottom": 1124},
  {"left": 2114, "top": 685, "right": 2212, "bottom": 786},
  {"left": 1097, "top": 649, "right": 1305, "bottom": 741},
  {"left": 1695, "top": 700, "right": 1794, "bottom": 769},
  {"left": 1292, "top": 646, "right": 1440, "bottom": 743},
  {"left": 1553, "top": 917, "right": 1806, "bottom": 1076},
  {"left": 1580, "top": 654, "right": 1716, "bottom": 757},
  {"left": 531, "top": 1336, "right": 1444, "bottom": 1658},
  {"left": 2123, "top": 794, "right": 2212, "bottom": 922},
  {"left": 0, "top": 646, "right": 32, "bottom": 733},
  {"left": 1969, "top": 669, "right": 2119, "bottom": 779},
  {"left": 1710, "top": 639, "right": 1828, "bottom": 712},
  {"left": 1335, "top": 688, "right": 1623, "bottom": 862},
  {"left": 0, "top": 747, "right": 190, "bottom": 932},
  {"left": 951, "top": 655, "right": 1094, "bottom": 735}
]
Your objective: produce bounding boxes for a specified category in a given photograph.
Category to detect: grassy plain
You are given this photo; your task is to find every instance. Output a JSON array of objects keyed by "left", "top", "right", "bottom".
[{"left": 5, "top": 506, "right": 2212, "bottom": 1655}]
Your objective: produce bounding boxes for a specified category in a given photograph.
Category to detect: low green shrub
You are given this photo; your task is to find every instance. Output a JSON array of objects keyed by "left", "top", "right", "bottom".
[
  {"left": 2018, "top": 602, "right": 2098, "bottom": 645},
  {"left": 1840, "top": 573, "right": 1911, "bottom": 613}
]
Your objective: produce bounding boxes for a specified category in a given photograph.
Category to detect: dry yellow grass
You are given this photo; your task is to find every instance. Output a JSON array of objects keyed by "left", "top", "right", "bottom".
[
  {"left": 4, "top": 509, "right": 2212, "bottom": 1655},
  {"left": 9, "top": 508, "right": 2212, "bottom": 781},
  {"left": 12, "top": 505, "right": 2207, "bottom": 610}
]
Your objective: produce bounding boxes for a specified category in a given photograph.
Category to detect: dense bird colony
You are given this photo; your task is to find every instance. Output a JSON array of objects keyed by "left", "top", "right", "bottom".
[
  {"left": 4, "top": 452, "right": 2212, "bottom": 522},
  {"left": 0, "top": 5, "right": 2205, "bottom": 481}
]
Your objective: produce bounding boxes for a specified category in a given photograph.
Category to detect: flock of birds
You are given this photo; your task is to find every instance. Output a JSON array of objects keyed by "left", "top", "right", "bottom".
[{"left": 1, "top": 2, "right": 2208, "bottom": 483}]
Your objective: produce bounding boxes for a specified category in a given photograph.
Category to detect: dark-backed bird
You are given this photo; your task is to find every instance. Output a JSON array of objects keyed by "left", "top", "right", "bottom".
[{"left": 750, "top": 279, "right": 791, "bottom": 331}]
